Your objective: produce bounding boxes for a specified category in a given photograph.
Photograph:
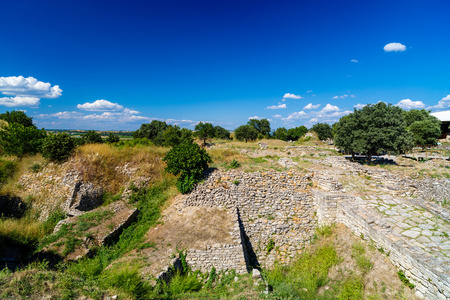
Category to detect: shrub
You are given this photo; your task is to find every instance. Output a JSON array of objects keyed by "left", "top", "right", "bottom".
[
  {"left": 42, "top": 133, "right": 75, "bottom": 162},
  {"left": 0, "top": 123, "right": 46, "bottom": 156},
  {"left": 83, "top": 130, "right": 103, "bottom": 144},
  {"left": 0, "top": 160, "right": 17, "bottom": 184},
  {"left": 106, "top": 132, "right": 120, "bottom": 144},
  {"left": 30, "top": 163, "right": 42, "bottom": 173},
  {"left": 229, "top": 159, "right": 241, "bottom": 169},
  {"left": 163, "top": 142, "right": 212, "bottom": 194}
]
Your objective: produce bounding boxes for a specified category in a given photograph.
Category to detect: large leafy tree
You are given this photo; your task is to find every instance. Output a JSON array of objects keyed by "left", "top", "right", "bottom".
[
  {"left": 214, "top": 125, "right": 230, "bottom": 140},
  {"left": 403, "top": 109, "right": 441, "bottom": 148},
  {"left": 0, "top": 110, "right": 36, "bottom": 128},
  {"left": 334, "top": 102, "right": 414, "bottom": 160},
  {"left": 162, "top": 125, "right": 193, "bottom": 147},
  {"left": 138, "top": 120, "right": 168, "bottom": 141},
  {"left": 287, "top": 126, "right": 308, "bottom": 141},
  {"left": 195, "top": 122, "right": 215, "bottom": 145},
  {"left": 310, "top": 123, "right": 333, "bottom": 141},
  {"left": 247, "top": 119, "right": 271, "bottom": 136},
  {"left": 234, "top": 125, "right": 258, "bottom": 142},
  {"left": 273, "top": 127, "right": 288, "bottom": 141}
]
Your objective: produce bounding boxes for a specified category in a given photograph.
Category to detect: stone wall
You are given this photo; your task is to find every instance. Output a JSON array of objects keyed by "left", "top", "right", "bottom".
[
  {"left": 181, "top": 166, "right": 449, "bottom": 299},
  {"left": 183, "top": 170, "right": 316, "bottom": 269}
]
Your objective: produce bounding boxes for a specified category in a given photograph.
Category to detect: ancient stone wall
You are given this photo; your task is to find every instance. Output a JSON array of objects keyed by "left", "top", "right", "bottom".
[{"left": 183, "top": 170, "right": 316, "bottom": 269}]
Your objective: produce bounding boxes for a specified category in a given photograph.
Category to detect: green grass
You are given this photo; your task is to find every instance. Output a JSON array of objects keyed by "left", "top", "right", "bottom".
[
  {"left": 352, "top": 242, "right": 373, "bottom": 274},
  {"left": 265, "top": 243, "right": 340, "bottom": 299}
]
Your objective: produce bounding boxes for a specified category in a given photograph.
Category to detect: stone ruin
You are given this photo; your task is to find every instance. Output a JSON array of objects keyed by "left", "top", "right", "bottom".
[{"left": 180, "top": 167, "right": 450, "bottom": 300}]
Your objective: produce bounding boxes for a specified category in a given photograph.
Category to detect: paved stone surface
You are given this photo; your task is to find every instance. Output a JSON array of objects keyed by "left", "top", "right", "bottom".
[{"left": 312, "top": 156, "right": 450, "bottom": 300}]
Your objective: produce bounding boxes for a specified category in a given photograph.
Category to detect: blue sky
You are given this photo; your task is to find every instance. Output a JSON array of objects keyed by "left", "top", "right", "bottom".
[{"left": 1, "top": 0, "right": 449, "bottom": 130}]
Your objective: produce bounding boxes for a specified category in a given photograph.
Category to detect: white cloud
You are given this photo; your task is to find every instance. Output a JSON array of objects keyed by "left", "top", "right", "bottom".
[
  {"left": 384, "top": 42, "right": 406, "bottom": 52},
  {"left": 284, "top": 111, "right": 307, "bottom": 120},
  {"left": 321, "top": 104, "right": 340, "bottom": 112},
  {"left": 266, "top": 103, "right": 286, "bottom": 109},
  {"left": 307, "top": 90, "right": 313, "bottom": 93},
  {"left": 332, "top": 95, "right": 348, "bottom": 99},
  {"left": 351, "top": 59, "right": 359, "bottom": 63},
  {"left": 272, "top": 114, "right": 282, "bottom": 118},
  {"left": 430, "top": 95, "right": 450, "bottom": 110},
  {"left": 309, "top": 118, "right": 318, "bottom": 123},
  {"left": 354, "top": 103, "right": 366, "bottom": 109},
  {"left": 283, "top": 93, "right": 302, "bottom": 99},
  {"left": 0, "top": 96, "right": 40, "bottom": 107},
  {"left": 77, "top": 99, "right": 124, "bottom": 111},
  {"left": 396, "top": 99, "right": 426, "bottom": 110},
  {"left": 303, "top": 103, "right": 320, "bottom": 110},
  {"left": 0, "top": 76, "right": 62, "bottom": 99},
  {"left": 248, "top": 116, "right": 262, "bottom": 120}
]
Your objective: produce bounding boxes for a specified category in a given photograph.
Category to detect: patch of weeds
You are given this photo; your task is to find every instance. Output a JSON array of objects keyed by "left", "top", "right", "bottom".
[
  {"left": 62, "top": 236, "right": 79, "bottom": 256},
  {"left": 233, "top": 179, "right": 240, "bottom": 185},
  {"left": 397, "top": 270, "right": 415, "bottom": 289},
  {"left": 102, "top": 191, "right": 123, "bottom": 205},
  {"left": 265, "top": 242, "right": 340, "bottom": 299},
  {"left": 30, "top": 163, "right": 42, "bottom": 173},
  {"left": 205, "top": 266, "right": 216, "bottom": 289},
  {"left": 41, "top": 209, "right": 66, "bottom": 234},
  {"left": 229, "top": 159, "right": 241, "bottom": 169},
  {"left": 352, "top": 241, "right": 373, "bottom": 274},
  {"left": 442, "top": 231, "right": 449, "bottom": 238},
  {"left": 316, "top": 224, "right": 334, "bottom": 237},
  {"left": 250, "top": 157, "right": 267, "bottom": 163},
  {"left": 266, "top": 239, "right": 275, "bottom": 253},
  {"left": 138, "top": 242, "right": 156, "bottom": 250},
  {"left": 338, "top": 275, "right": 364, "bottom": 299},
  {"left": 266, "top": 214, "right": 275, "bottom": 220}
]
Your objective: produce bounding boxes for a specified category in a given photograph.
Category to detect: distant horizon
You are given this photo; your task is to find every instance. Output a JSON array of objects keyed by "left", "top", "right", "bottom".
[{"left": 1, "top": 1, "right": 449, "bottom": 130}]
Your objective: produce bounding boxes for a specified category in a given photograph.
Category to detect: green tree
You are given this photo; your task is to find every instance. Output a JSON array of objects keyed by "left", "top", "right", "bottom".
[
  {"left": 106, "top": 132, "right": 120, "bottom": 144},
  {"left": 0, "top": 110, "right": 36, "bottom": 128},
  {"left": 138, "top": 120, "right": 168, "bottom": 141},
  {"left": 195, "top": 122, "right": 215, "bottom": 145},
  {"left": 247, "top": 119, "right": 271, "bottom": 136},
  {"left": 310, "top": 123, "right": 333, "bottom": 141},
  {"left": 333, "top": 115, "right": 358, "bottom": 158},
  {"left": 0, "top": 123, "right": 46, "bottom": 156},
  {"left": 83, "top": 130, "right": 104, "bottom": 144},
  {"left": 214, "top": 125, "right": 230, "bottom": 140},
  {"left": 403, "top": 109, "right": 441, "bottom": 148},
  {"left": 334, "top": 102, "right": 414, "bottom": 160},
  {"left": 287, "top": 126, "right": 308, "bottom": 141},
  {"left": 234, "top": 125, "right": 258, "bottom": 142},
  {"left": 273, "top": 127, "right": 288, "bottom": 141},
  {"left": 163, "top": 142, "right": 212, "bottom": 194},
  {"left": 42, "top": 133, "right": 76, "bottom": 162},
  {"left": 162, "top": 125, "right": 193, "bottom": 147}
]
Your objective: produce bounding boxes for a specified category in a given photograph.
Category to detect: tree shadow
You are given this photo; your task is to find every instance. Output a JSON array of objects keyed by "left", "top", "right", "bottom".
[{"left": 345, "top": 155, "right": 398, "bottom": 166}]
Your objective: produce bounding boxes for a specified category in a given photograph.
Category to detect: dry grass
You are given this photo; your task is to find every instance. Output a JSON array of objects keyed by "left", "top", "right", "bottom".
[
  {"left": 69, "top": 144, "right": 168, "bottom": 193},
  {"left": 0, "top": 216, "right": 45, "bottom": 245},
  {"left": 207, "top": 147, "right": 246, "bottom": 167}
]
